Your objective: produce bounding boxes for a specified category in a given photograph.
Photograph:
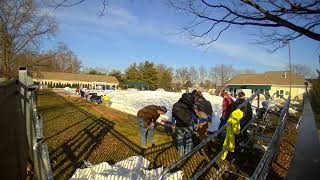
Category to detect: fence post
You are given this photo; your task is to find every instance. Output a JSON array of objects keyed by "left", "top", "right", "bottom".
[{"left": 18, "top": 67, "right": 53, "bottom": 180}]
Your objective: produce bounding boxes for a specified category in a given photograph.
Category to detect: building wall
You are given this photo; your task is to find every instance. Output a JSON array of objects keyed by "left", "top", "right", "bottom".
[
  {"left": 228, "top": 85, "right": 306, "bottom": 100},
  {"left": 270, "top": 85, "right": 306, "bottom": 100}
]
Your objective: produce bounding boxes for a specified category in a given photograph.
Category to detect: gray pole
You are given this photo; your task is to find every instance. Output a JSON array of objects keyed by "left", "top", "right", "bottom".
[
  {"left": 288, "top": 41, "right": 292, "bottom": 99},
  {"left": 284, "top": 39, "right": 292, "bottom": 99}
]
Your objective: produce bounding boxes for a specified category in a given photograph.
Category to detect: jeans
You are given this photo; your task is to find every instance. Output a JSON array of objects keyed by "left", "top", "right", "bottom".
[
  {"left": 176, "top": 126, "right": 194, "bottom": 157},
  {"left": 138, "top": 118, "right": 154, "bottom": 147}
]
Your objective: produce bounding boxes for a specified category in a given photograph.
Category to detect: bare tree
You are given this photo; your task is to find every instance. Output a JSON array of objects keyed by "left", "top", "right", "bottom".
[
  {"left": 242, "top": 68, "right": 256, "bottom": 74},
  {"left": 209, "top": 66, "right": 219, "bottom": 85},
  {"left": 175, "top": 67, "right": 190, "bottom": 86},
  {"left": 169, "top": 0, "right": 320, "bottom": 50},
  {"left": 214, "top": 64, "right": 237, "bottom": 85},
  {"left": 43, "top": 0, "right": 110, "bottom": 16},
  {"left": 198, "top": 65, "right": 207, "bottom": 85},
  {"left": 0, "top": 0, "right": 57, "bottom": 78},
  {"left": 188, "top": 66, "right": 199, "bottom": 85},
  {"left": 16, "top": 43, "right": 82, "bottom": 74},
  {"left": 52, "top": 43, "right": 82, "bottom": 73},
  {"left": 290, "top": 63, "right": 316, "bottom": 79}
]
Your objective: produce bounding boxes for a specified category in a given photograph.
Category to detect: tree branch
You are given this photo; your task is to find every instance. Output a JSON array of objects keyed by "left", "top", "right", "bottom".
[{"left": 240, "top": 0, "right": 320, "bottom": 41}]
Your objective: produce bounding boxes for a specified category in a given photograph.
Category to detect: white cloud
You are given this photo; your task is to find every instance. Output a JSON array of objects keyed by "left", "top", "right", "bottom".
[
  {"left": 211, "top": 41, "right": 288, "bottom": 69},
  {"left": 46, "top": 4, "right": 289, "bottom": 70},
  {"left": 162, "top": 33, "right": 288, "bottom": 69}
]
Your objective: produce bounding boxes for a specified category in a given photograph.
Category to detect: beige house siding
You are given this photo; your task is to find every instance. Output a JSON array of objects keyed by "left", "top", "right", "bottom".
[
  {"left": 270, "top": 85, "right": 307, "bottom": 100},
  {"left": 226, "top": 71, "right": 309, "bottom": 100}
]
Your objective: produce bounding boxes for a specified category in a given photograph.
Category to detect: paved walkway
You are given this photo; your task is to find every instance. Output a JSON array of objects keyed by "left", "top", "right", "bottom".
[{"left": 287, "top": 93, "right": 320, "bottom": 179}]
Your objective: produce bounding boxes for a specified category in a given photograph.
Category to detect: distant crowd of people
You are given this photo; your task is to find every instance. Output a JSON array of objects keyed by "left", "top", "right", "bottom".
[{"left": 75, "top": 87, "right": 112, "bottom": 106}]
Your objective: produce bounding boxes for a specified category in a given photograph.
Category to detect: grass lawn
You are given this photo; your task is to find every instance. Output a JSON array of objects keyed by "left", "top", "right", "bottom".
[
  {"left": 37, "top": 90, "right": 216, "bottom": 179},
  {"left": 37, "top": 89, "right": 299, "bottom": 179}
]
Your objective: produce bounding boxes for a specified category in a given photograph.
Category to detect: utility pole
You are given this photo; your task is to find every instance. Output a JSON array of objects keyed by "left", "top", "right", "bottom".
[
  {"left": 288, "top": 41, "right": 292, "bottom": 99},
  {"left": 284, "top": 39, "right": 292, "bottom": 99}
]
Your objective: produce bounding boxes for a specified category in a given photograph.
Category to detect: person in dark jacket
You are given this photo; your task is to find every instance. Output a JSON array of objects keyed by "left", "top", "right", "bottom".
[
  {"left": 231, "top": 92, "right": 253, "bottom": 147},
  {"left": 137, "top": 105, "right": 167, "bottom": 148},
  {"left": 232, "top": 91, "right": 253, "bottom": 129},
  {"left": 172, "top": 92, "right": 196, "bottom": 157},
  {"left": 80, "top": 88, "right": 85, "bottom": 98},
  {"left": 218, "top": 90, "right": 235, "bottom": 129},
  {"left": 256, "top": 100, "right": 268, "bottom": 120}
]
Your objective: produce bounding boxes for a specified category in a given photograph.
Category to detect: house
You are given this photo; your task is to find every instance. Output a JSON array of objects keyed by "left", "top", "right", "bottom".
[
  {"left": 225, "top": 71, "right": 310, "bottom": 100},
  {"left": 32, "top": 71, "right": 119, "bottom": 89}
]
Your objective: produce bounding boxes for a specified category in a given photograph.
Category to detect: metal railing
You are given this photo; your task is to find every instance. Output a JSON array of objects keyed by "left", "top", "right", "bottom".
[
  {"left": 159, "top": 92, "right": 291, "bottom": 180},
  {"left": 250, "top": 96, "right": 291, "bottom": 180},
  {"left": 158, "top": 91, "right": 259, "bottom": 180}
]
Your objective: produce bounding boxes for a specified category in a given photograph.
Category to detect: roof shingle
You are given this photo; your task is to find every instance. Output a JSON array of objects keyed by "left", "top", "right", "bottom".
[
  {"left": 226, "top": 71, "right": 306, "bottom": 86},
  {"left": 33, "top": 71, "right": 119, "bottom": 84}
]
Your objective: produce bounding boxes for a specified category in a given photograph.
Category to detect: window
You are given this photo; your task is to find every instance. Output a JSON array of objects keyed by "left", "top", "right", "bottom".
[{"left": 280, "top": 90, "right": 284, "bottom": 98}]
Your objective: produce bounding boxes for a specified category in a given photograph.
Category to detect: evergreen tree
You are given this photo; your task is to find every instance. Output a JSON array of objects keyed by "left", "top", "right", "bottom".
[
  {"left": 109, "top": 69, "right": 124, "bottom": 85},
  {"left": 124, "top": 63, "right": 141, "bottom": 82},
  {"left": 311, "top": 59, "right": 320, "bottom": 126},
  {"left": 157, "top": 64, "right": 173, "bottom": 90},
  {"left": 140, "top": 61, "right": 158, "bottom": 88}
]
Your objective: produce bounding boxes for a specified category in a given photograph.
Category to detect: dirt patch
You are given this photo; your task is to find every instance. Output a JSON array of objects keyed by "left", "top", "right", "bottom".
[{"left": 267, "top": 121, "right": 298, "bottom": 179}]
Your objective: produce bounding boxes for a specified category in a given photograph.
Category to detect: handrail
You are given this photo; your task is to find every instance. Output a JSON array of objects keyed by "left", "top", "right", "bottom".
[
  {"left": 250, "top": 96, "right": 291, "bottom": 180},
  {"left": 191, "top": 147, "right": 226, "bottom": 180},
  {"left": 158, "top": 91, "right": 259, "bottom": 180}
]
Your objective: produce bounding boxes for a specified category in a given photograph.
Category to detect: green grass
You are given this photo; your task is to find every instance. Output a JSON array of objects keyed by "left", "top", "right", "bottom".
[
  {"left": 38, "top": 90, "right": 218, "bottom": 179},
  {"left": 37, "top": 90, "right": 176, "bottom": 178},
  {"left": 38, "top": 90, "right": 293, "bottom": 179}
]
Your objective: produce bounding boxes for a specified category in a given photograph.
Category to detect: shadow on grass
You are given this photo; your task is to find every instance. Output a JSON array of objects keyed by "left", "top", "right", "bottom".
[
  {"left": 39, "top": 92, "right": 176, "bottom": 178},
  {"left": 39, "top": 90, "right": 226, "bottom": 179}
]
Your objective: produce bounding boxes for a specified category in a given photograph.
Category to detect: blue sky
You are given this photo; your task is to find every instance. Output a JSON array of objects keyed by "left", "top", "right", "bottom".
[{"left": 42, "top": 0, "right": 319, "bottom": 73}]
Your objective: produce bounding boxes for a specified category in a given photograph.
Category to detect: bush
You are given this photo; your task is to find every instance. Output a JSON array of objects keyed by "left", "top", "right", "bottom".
[{"left": 310, "top": 79, "right": 320, "bottom": 127}]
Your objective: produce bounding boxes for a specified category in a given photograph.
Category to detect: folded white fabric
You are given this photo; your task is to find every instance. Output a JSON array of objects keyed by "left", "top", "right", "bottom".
[{"left": 70, "top": 156, "right": 183, "bottom": 180}]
